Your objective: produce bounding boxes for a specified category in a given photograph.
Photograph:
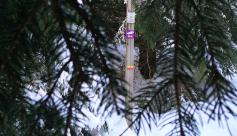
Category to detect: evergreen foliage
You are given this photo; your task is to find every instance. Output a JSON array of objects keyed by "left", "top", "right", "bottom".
[
  {"left": 130, "top": 0, "right": 237, "bottom": 136},
  {"left": 1, "top": 0, "right": 237, "bottom": 136},
  {"left": 0, "top": 0, "right": 126, "bottom": 135}
]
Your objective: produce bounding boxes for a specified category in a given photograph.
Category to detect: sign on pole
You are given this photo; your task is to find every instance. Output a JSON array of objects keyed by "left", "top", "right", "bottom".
[
  {"left": 126, "top": 30, "right": 135, "bottom": 39},
  {"left": 127, "top": 12, "right": 136, "bottom": 23},
  {"left": 127, "top": 66, "right": 133, "bottom": 70}
]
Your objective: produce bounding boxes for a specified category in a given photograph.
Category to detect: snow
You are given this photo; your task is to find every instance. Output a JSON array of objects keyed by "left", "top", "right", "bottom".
[
  {"left": 198, "top": 112, "right": 237, "bottom": 136},
  {"left": 26, "top": 86, "right": 46, "bottom": 101},
  {"left": 108, "top": 118, "right": 136, "bottom": 136},
  {"left": 81, "top": 108, "right": 101, "bottom": 130},
  {"left": 106, "top": 118, "right": 115, "bottom": 132},
  {"left": 106, "top": 104, "right": 237, "bottom": 136}
]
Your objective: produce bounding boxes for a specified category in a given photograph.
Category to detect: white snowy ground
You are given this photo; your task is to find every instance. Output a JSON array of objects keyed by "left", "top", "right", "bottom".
[{"left": 106, "top": 76, "right": 237, "bottom": 136}]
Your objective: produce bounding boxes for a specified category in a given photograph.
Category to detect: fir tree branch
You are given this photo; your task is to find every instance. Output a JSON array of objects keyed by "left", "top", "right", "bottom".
[
  {"left": 64, "top": 84, "right": 77, "bottom": 136},
  {"left": 12, "top": 74, "right": 27, "bottom": 115},
  {"left": 0, "top": 0, "right": 45, "bottom": 75},
  {"left": 174, "top": 0, "right": 185, "bottom": 135},
  {"left": 66, "top": 0, "right": 90, "bottom": 28},
  {"left": 29, "top": 115, "right": 41, "bottom": 136},
  {"left": 92, "top": 32, "right": 121, "bottom": 115},
  {"left": 68, "top": 0, "right": 121, "bottom": 115},
  {"left": 51, "top": 0, "right": 74, "bottom": 53},
  {"left": 51, "top": 0, "right": 89, "bottom": 101},
  {"left": 190, "top": 0, "right": 215, "bottom": 68},
  {"left": 119, "top": 80, "right": 172, "bottom": 136},
  {"left": 63, "top": 61, "right": 88, "bottom": 136},
  {"left": 51, "top": 0, "right": 90, "bottom": 135},
  {"left": 29, "top": 59, "right": 71, "bottom": 136}
]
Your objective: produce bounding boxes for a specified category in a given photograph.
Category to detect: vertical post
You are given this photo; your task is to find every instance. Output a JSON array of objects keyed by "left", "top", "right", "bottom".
[{"left": 125, "top": 0, "right": 135, "bottom": 129}]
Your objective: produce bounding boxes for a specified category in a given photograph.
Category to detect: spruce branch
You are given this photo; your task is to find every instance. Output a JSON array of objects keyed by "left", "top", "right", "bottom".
[
  {"left": 66, "top": 0, "right": 91, "bottom": 30},
  {"left": 64, "top": 84, "right": 77, "bottom": 136},
  {"left": 29, "top": 59, "right": 71, "bottom": 136},
  {"left": 29, "top": 115, "right": 41, "bottom": 136},
  {"left": 51, "top": 0, "right": 90, "bottom": 135},
  {"left": 92, "top": 32, "right": 121, "bottom": 115},
  {"left": 11, "top": 74, "right": 27, "bottom": 115},
  {"left": 63, "top": 60, "right": 88, "bottom": 136},
  {"left": 51, "top": 0, "right": 89, "bottom": 101},
  {"left": 119, "top": 80, "right": 172, "bottom": 136},
  {"left": 51, "top": 0, "right": 74, "bottom": 54},
  {"left": 0, "top": 0, "right": 45, "bottom": 75},
  {"left": 190, "top": 2, "right": 237, "bottom": 136},
  {"left": 68, "top": 0, "right": 121, "bottom": 115},
  {"left": 174, "top": 0, "right": 185, "bottom": 135},
  {"left": 190, "top": 0, "right": 215, "bottom": 68}
]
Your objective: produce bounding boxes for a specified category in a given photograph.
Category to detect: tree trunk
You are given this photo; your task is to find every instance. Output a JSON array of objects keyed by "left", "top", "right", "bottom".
[{"left": 138, "top": 36, "right": 156, "bottom": 79}]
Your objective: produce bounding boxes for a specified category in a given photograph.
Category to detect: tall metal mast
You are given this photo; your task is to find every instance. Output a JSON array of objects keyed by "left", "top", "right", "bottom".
[{"left": 125, "top": 0, "right": 135, "bottom": 129}]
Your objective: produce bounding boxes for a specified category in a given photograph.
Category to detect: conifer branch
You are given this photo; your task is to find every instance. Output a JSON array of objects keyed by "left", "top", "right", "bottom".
[
  {"left": 119, "top": 80, "right": 172, "bottom": 136},
  {"left": 51, "top": 0, "right": 74, "bottom": 53},
  {"left": 29, "top": 115, "right": 41, "bottom": 136},
  {"left": 174, "top": 0, "right": 185, "bottom": 135},
  {"left": 63, "top": 60, "right": 88, "bottom": 136},
  {"left": 66, "top": 0, "right": 91, "bottom": 30},
  {"left": 51, "top": 0, "right": 89, "bottom": 101},
  {"left": 68, "top": 0, "right": 121, "bottom": 115},
  {"left": 190, "top": 0, "right": 215, "bottom": 68},
  {"left": 11, "top": 73, "right": 27, "bottom": 115},
  {"left": 0, "top": 0, "right": 45, "bottom": 75},
  {"left": 64, "top": 83, "right": 78, "bottom": 136},
  {"left": 92, "top": 32, "right": 121, "bottom": 115},
  {"left": 51, "top": 0, "right": 89, "bottom": 135},
  {"left": 29, "top": 59, "right": 71, "bottom": 136}
]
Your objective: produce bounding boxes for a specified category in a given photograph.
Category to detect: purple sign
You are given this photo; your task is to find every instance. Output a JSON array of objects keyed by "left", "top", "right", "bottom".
[{"left": 126, "top": 30, "right": 135, "bottom": 39}]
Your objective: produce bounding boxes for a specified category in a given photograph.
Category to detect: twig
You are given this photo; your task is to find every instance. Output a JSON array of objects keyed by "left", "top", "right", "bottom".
[
  {"left": 173, "top": 0, "right": 184, "bottom": 135},
  {"left": 190, "top": 0, "right": 215, "bottom": 68}
]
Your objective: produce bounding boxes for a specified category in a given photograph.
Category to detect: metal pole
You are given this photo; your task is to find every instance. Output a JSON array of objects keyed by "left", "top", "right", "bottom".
[{"left": 125, "top": 0, "right": 135, "bottom": 129}]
